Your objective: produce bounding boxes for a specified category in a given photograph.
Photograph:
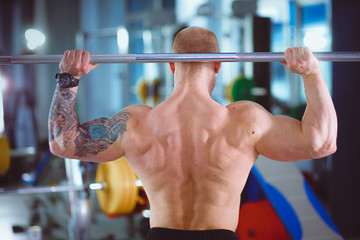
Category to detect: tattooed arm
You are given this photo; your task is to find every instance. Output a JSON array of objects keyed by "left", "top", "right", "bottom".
[
  {"left": 48, "top": 85, "right": 130, "bottom": 161},
  {"left": 48, "top": 50, "right": 130, "bottom": 161},
  {"left": 48, "top": 91, "right": 129, "bottom": 161}
]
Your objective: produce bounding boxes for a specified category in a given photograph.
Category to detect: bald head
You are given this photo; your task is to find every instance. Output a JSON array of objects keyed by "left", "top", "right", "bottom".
[{"left": 172, "top": 27, "right": 220, "bottom": 54}]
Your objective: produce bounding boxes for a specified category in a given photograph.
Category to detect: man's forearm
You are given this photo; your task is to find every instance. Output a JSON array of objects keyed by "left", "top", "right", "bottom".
[
  {"left": 48, "top": 86, "right": 80, "bottom": 153},
  {"left": 301, "top": 72, "right": 337, "bottom": 157}
]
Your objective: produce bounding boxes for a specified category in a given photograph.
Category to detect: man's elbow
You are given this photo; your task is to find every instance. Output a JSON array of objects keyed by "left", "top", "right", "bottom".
[
  {"left": 49, "top": 141, "right": 62, "bottom": 156},
  {"left": 310, "top": 139, "right": 337, "bottom": 159},
  {"left": 49, "top": 140, "right": 73, "bottom": 158}
]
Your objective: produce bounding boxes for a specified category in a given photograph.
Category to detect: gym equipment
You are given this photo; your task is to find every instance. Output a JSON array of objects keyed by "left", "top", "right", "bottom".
[
  {"left": 0, "top": 134, "right": 11, "bottom": 175},
  {"left": 236, "top": 200, "right": 291, "bottom": 239},
  {"left": 0, "top": 156, "right": 148, "bottom": 217},
  {"left": 136, "top": 79, "right": 149, "bottom": 103},
  {"left": 22, "top": 149, "right": 53, "bottom": 186},
  {"left": 0, "top": 183, "right": 99, "bottom": 194},
  {"left": 251, "top": 155, "right": 342, "bottom": 240},
  {"left": 1, "top": 52, "right": 360, "bottom": 64},
  {"left": 136, "top": 78, "right": 161, "bottom": 105},
  {"left": 96, "top": 157, "right": 143, "bottom": 216},
  {"left": 152, "top": 78, "right": 160, "bottom": 105},
  {"left": 225, "top": 75, "right": 256, "bottom": 102}
]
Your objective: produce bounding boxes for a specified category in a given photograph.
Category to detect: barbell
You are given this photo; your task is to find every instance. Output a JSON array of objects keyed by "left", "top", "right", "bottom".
[
  {"left": 0, "top": 157, "right": 149, "bottom": 217},
  {"left": 1, "top": 52, "right": 360, "bottom": 64}
]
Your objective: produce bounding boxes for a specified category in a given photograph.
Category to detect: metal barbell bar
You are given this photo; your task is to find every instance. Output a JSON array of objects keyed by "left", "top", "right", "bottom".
[
  {"left": 0, "top": 179, "right": 143, "bottom": 195},
  {"left": 1, "top": 52, "right": 360, "bottom": 64},
  {"left": 0, "top": 183, "right": 104, "bottom": 195}
]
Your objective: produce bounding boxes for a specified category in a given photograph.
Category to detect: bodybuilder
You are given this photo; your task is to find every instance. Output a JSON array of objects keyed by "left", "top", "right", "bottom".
[{"left": 48, "top": 27, "right": 337, "bottom": 240}]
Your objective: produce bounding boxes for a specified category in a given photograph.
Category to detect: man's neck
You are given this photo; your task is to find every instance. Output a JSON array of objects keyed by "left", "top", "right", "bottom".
[{"left": 172, "top": 64, "right": 215, "bottom": 98}]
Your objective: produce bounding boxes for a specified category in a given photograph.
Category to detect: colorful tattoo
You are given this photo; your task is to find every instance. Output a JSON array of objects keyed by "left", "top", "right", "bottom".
[
  {"left": 49, "top": 85, "right": 130, "bottom": 157},
  {"left": 49, "top": 86, "right": 79, "bottom": 142},
  {"left": 74, "top": 111, "right": 129, "bottom": 157}
]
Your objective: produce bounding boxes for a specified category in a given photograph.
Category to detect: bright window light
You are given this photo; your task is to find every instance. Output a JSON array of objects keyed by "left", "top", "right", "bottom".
[
  {"left": 25, "top": 29, "right": 46, "bottom": 50},
  {"left": 303, "top": 26, "right": 329, "bottom": 50},
  {"left": 117, "top": 27, "right": 129, "bottom": 53},
  {"left": 143, "top": 30, "right": 152, "bottom": 50}
]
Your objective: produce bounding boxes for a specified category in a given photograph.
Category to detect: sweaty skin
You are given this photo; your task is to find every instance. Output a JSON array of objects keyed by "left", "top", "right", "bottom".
[{"left": 49, "top": 27, "right": 337, "bottom": 231}]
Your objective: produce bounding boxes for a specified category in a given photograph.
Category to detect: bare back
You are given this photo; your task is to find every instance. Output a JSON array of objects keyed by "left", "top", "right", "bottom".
[
  {"left": 49, "top": 43, "right": 337, "bottom": 233},
  {"left": 123, "top": 97, "right": 259, "bottom": 231}
]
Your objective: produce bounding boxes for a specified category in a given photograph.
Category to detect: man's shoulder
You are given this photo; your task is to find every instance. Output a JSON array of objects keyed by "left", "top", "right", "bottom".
[
  {"left": 124, "top": 104, "right": 153, "bottom": 116},
  {"left": 225, "top": 100, "right": 272, "bottom": 126},
  {"left": 226, "top": 100, "right": 265, "bottom": 113},
  {"left": 117, "top": 104, "right": 152, "bottom": 125}
]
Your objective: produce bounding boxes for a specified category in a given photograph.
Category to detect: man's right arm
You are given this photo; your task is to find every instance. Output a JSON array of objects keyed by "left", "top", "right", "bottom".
[
  {"left": 48, "top": 84, "right": 130, "bottom": 162},
  {"left": 254, "top": 47, "right": 337, "bottom": 161},
  {"left": 48, "top": 50, "right": 128, "bottom": 162}
]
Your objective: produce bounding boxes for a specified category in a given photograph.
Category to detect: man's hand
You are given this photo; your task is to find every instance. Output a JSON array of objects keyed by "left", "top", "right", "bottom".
[
  {"left": 59, "top": 50, "right": 99, "bottom": 79},
  {"left": 281, "top": 47, "right": 320, "bottom": 78}
]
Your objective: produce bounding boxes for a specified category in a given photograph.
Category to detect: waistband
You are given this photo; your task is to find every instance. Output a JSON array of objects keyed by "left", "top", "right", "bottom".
[{"left": 146, "top": 227, "right": 239, "bottom": 240}]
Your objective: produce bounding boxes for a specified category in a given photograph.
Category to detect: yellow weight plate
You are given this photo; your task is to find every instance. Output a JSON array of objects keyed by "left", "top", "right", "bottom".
[
  {"left": 96, "top": 160, "right": 119, "bottom": 215},
  {"left": 117, "top": 157, "right": 128, "bottom": 212},
  {"left": 0, "top": 135, "right": 10, "bottom": 175},
  {"left": 153, "top": 78, "right": 160, "bottom": 105},
  {"left": 96, "top": 157, "right": 139, "bottom": 216},
  {"left": 136, "top": 79, "right": 149, "bottom": 103},
  {"left": 118, "top": 156, "right": 138, "bottom": 214},
  {"left": 126, "top": 160, "right": 138, "bottom": 212},
  {"left": 119, "top": 157, "right": 138, "bottom": 214}
]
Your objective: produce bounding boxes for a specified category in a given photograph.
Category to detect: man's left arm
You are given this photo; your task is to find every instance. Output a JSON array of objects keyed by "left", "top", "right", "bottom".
[{"left": 255, "top": 47, "right": 337, "bottom": 161}]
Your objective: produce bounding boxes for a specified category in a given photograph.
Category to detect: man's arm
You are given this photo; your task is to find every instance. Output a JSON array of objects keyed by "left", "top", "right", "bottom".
[
  {"left": 48, "top": 50, "right": 128, "bottom": 162},
  {"left": 255, "top": 47, "right": 337, "bottom": 161}
]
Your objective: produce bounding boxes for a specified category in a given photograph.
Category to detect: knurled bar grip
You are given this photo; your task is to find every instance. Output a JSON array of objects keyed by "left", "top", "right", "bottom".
[{"left": 1, "top": 52, "right": 360, "bottom": 64}]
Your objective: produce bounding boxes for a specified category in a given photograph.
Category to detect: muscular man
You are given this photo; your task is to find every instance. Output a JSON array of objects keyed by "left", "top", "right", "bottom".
[{"left": 48, "top": 27, "right": 337, "bottom": 240}]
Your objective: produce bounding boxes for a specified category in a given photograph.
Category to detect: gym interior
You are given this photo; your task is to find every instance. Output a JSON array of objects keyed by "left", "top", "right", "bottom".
[{"left": 0, "top": 0, "right": 359, "bottom": 239}]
